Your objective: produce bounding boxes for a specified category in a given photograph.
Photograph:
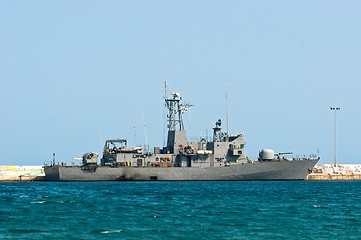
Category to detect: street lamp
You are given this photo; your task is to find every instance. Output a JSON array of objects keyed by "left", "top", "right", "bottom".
[{"left": 330, "top": 107, "right": 340, "bottom": 165}]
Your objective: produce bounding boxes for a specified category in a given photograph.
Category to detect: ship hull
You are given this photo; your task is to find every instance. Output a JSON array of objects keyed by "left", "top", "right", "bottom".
[{"left": 44, "top": 159, "right": 318, "bottom": 181}]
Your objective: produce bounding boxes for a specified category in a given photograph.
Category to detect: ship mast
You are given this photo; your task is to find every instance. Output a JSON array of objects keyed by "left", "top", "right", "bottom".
[
  {"left": 165, "top": 92, "right": 192, "bottom": 131},
  {"left": 164, "top": 87, "right": 192, "bottom": 153}
]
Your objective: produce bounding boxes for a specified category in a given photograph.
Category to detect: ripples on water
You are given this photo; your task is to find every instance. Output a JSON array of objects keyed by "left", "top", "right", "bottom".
[{"left": 0, "top": 181, "right": 360, "bottom": 239}]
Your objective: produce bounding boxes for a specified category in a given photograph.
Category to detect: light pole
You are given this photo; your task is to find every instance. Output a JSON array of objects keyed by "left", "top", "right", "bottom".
[{"left": 330, "top": 107, "right": 340, "bottom": 165}]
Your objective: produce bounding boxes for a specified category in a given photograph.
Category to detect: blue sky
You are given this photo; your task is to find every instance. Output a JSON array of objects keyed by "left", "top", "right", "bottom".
[{"left": 1, "top": 0, "right": 360, "bottom": 165}]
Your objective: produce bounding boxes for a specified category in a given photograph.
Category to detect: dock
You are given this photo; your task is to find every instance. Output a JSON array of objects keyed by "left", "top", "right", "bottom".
[
  {"left": 306, "top": 174, "right": 361, "bottom": 181},
  {"left": 0, "top": 166, "right": 45, "bottom": 182},
  {"left": 306, "top": 164, "right": 361, "bottom": 181},
  {"left": 0, "top": 175, "right": 45, "bottom": 181}
]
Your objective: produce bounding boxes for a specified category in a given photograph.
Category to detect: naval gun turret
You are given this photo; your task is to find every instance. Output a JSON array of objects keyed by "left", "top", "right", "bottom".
[
  {"left": 82, "top": 152, "right": 98, "bottom": 166},
  {"left": 80, "top": 152, "right": 98, "bottom": 171}
]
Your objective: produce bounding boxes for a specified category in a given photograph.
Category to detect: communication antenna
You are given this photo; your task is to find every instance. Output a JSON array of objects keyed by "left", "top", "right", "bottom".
[
  {"left": 163, "top": 82, "right": 168, "bottom": 146},
  {"left": 133, "top": 124, "right": 138, "bottom": 146},
  {"left": 141, "top": 108, "right": 149, "bottom": 152},
  {"left": 225, "top": 84, "right": 229, "bottom": 141},
  {"left": 130, "top": 107, "right": 138, "bottom": 146}
]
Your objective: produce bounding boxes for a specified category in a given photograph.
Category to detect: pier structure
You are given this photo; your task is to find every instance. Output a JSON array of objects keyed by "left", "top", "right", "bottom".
[{"left": 307, "top": 164, "right": 361, "bottom": 180}]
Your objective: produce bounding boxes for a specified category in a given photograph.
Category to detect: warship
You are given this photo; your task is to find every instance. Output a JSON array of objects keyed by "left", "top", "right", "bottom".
[{"left": 44, "top": 86, "right": 319, "bottom": 181}]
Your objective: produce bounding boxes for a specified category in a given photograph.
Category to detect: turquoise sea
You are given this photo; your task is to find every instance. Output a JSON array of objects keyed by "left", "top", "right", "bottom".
[{"left": 0, "top": 181, "right": 360, "bottom": 240}]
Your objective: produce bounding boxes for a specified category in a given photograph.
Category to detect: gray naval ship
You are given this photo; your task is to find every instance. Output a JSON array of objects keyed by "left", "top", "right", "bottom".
[{"left": 44, "top": 88, "right": 319, "bottom": 181}]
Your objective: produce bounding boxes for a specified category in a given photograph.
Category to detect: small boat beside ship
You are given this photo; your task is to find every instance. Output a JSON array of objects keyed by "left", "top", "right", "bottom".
[{"left": 44, "top": 86, "right": 319, "bottom": 181}]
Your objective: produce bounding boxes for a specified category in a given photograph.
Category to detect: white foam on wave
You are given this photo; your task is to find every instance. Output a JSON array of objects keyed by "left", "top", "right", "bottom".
[
  {"left": 30, "top": 201, "right": 46, "bottom": 204},
  {"left": 101, "top": 230, "right": 123, "bottom": 234}
]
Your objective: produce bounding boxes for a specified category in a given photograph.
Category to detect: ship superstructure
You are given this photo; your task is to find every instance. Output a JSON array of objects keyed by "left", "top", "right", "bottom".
[{"left": 44, "top": 86, "right": 319, "bottom": 181}]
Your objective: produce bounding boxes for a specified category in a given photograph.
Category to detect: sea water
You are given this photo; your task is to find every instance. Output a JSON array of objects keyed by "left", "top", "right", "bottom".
[{"left": 0, "top": 181, "right": 360, "bottom": 239}]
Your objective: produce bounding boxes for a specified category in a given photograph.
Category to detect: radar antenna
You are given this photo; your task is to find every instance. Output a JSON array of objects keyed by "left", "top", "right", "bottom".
[{"left": 165, "top": 91, "right": 192, "bottom": 131}]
